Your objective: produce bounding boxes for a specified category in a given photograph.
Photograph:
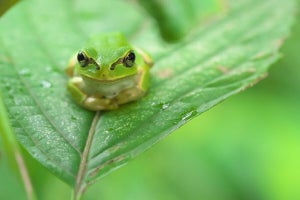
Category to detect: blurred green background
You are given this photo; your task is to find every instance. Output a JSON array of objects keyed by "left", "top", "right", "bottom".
[{"left": 1, "top": 3, "right": 300, "bottom": 200}]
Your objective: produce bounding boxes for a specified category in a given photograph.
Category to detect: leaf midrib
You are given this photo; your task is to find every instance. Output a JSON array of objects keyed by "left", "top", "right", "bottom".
[{"left": 74, "top": 111, "right": 100, "bottom": 199}]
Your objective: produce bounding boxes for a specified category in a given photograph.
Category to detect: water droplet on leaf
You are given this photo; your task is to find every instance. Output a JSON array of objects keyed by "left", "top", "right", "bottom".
[
  {"left": 40, "top": 80, "right": 52, "bottom": 88},
  {"left": 162, "top": 103, "right": 170, "bottom": 110},
  {"left": 19, "top": 68, "right": 30, "bottom": 75},
  {"left": 181, "top": 110, "right": 198, "bottom": 121}
]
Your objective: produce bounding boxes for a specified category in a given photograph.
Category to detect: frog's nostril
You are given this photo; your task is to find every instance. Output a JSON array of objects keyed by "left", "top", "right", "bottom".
[
  {"left": 89, "top": 59, "right": 100, "bottom": 70},
  {"left": 110, "top": 63, "right": 116, "bottom": 70}
]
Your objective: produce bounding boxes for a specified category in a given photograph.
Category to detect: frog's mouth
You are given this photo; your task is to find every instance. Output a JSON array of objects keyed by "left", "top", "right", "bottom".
[{"left": 81, "top": 73, "right": 136, "bottom": 83}]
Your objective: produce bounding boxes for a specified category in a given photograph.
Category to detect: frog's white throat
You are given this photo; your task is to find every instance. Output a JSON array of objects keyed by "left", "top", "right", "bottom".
[{"left": 81, "top": 74, "right": 138, "bottom": 99}]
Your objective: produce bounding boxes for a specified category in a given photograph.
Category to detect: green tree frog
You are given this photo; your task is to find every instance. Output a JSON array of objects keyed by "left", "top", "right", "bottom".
[{"left": 65, "top": 32, "right": 153, "bottom": 111}]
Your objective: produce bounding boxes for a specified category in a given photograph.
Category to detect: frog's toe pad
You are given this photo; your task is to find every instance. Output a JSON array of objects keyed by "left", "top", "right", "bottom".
[{"left": 83, "top": 96, "right": 117, "bottom": 110}]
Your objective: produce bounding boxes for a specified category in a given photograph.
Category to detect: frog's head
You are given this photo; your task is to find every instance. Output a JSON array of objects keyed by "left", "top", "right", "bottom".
[{"left": 76, "top": 33, "right": 138, "bottom": 81}]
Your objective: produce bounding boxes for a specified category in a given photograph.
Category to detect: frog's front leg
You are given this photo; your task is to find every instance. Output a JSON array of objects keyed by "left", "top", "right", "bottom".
[
  {"left": 67, "top": 77, "right": 118, "bottom": 111},
  {"left": 114, "top": 68, "right": 149, "bottom": 105}
]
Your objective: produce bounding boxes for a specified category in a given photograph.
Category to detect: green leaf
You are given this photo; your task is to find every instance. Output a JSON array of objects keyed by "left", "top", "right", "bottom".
[{"left": 0, "top": 0, "right": 296, "bottom": 198}]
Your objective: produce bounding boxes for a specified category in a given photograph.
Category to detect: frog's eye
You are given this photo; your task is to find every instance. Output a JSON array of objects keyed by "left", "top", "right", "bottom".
[
  {"left": 123, "top": 51, "right": 135, "bottom": 67},
  {"left": 77, "top": 51, "right": 88, "bottom": 67}
]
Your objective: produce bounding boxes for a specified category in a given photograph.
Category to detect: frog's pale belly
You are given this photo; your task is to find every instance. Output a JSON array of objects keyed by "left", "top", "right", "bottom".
[{"left": 81, "top": 74, "right": 137, "bottom": 98}]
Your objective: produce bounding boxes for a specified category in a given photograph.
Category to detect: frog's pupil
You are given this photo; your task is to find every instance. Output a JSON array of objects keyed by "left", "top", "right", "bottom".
[
  {"left": 77, "top": 52, "right": 88, "bottom": 67},
  {"left": 128, "top": 52, "right": 135, "bottom": 61},
  {"left": 124, "top": 52, "right": 135, "bottom": 67}
]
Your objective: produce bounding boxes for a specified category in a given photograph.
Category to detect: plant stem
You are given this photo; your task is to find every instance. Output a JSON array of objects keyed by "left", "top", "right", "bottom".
[
  {"left": 74, "top": 111, "right": 100, "bottom": 200},
  {"left": 0, "top": 94, "right": 37, "bottom": 200}
]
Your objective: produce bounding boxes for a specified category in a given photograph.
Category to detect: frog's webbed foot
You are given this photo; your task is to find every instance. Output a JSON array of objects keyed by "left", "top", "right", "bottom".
[
  {"left": 83, "top": 96, "right": 118, "bottom": 111},
  {"left": 114, "top": 87, "right": 146, "bottom": 105}
]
